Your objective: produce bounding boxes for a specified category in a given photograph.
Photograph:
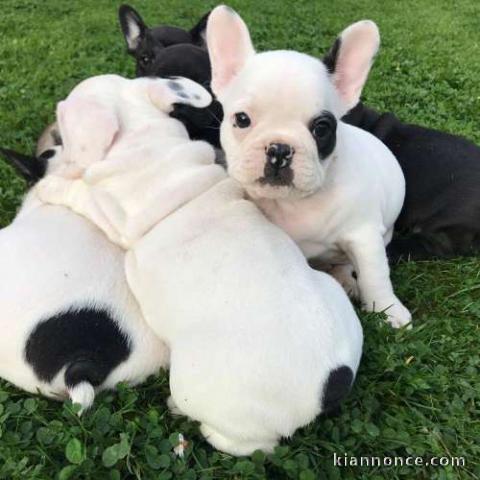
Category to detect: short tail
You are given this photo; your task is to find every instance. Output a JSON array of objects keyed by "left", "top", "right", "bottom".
[
  {"left": 67, "top": 382, "right": 95, "bottom": 415},
  {"left": 64, "top": 358, "right": 102, "bottom": 415}
]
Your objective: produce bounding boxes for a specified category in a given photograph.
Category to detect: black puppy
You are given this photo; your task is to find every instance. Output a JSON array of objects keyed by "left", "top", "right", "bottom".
[
  {"left": 322, "top": 34, "right": 480, "bottom": 261},
  {"left": 341, "top": 102, "right": 480, "bottom": 261},
  {"left": 119, "top": 5, "right": 222, "bottom": 147}
]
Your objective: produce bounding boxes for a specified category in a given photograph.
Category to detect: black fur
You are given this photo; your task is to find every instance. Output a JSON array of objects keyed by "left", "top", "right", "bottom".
[
  {"left": 259, "top": 164, "right": 294, "bottom": 187},
  {"left": 118, "top": 5, "right": 223, "bottom": 147},
  {"left": 343, "top": 102, "right": 480, "bottom": 260},
  {"left": 0, "top": 148, "right": 50, "bottom": 184},
  {"left": 25, "top": 308, "right": 131, "bottom": 387},
  {"left": 322, "top": 33, "right": 480, "bottom": 261},
  {"left": 322, "top": 37, "right": 341, "bottom": 75},
  {"left": 310, "top": 111, "right": 337, "bottom": 160},
  {"left": 322, "top": 365, "right": 354, "bottom": 413}
]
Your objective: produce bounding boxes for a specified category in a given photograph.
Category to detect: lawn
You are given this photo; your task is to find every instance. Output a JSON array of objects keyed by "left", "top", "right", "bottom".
[{"left": 0, "top": 0, "right": 479, "bottom": 479}]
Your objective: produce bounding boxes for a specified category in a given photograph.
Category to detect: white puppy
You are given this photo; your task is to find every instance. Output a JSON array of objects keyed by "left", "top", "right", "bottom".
[
  {"left": 0, "top": 146, "right": 168, "bottom": 412},
  {"left": 37, "top": 74, "right": 363, "bottom": 456},
  {"left": 207, "top": 6, "right": 411, "bottom": 328}
]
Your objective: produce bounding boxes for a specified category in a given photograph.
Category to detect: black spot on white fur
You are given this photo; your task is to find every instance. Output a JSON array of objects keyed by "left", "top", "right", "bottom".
[
  {"left": 167, "top": 80, "right": 184, "bottom": 92},
  {"left": 322, "top": 365, "right": 354, "bottom": 413},
  {"left": 25, "top": 308, "right": 131, "bottom": 388}
]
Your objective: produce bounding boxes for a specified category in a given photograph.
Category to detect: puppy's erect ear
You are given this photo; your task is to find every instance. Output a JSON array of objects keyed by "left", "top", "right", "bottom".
[
  {"left": 57, "top": 97, "right": 119, "bottom": 167},
  {"left": 119, "top": 4, "right": 147, "bottom": 52},
  {"left": 190, "top": 10, "right": 211, "bottom": 47},
  {"left": 323, "top": 20, "right": 380, "bottom": 112},
  {"left": 206, "top": 5, "right": 255, "bottom": 97},
  {"left": 0, "top": 148, "right": 48, "bottom": 183},
  {"left": 148, "top": 77, "right": 212, "bottom": 112}
]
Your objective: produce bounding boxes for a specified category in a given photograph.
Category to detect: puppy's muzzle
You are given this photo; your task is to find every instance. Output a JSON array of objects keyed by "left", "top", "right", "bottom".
[{"left": 259, "top": 143, "right": 295, "bottom": 187}]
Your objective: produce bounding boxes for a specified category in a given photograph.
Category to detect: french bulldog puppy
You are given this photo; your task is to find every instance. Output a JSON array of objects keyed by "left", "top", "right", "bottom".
[
  {"left": 118, "top": 4, "right": 209, "bottom": 77},
  {"left": 119, "top": 5, "right": 222, "bottom": 147},
  {"left": 36, "top": 74, "right": 363, "bottom": 456},
  {"left": 118, "top": 5, "right": 480, "bottom": 261},
  {"left": 207, "top": 6, "right": 411, "bottom": 328},
  {"left": 342, "top": 101, "right": 480, "bottom": 261},
  {"left": 0, "top": 146, "right": 168, "bottom": 412}
]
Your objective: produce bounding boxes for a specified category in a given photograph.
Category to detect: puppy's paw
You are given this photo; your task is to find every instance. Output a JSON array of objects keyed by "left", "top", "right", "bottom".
[
  {"left": 383, "top": 302, "right": 412, "bottom": 329},
  {"left": 329, "top": 264, "right": 360, "bottom": 300}
]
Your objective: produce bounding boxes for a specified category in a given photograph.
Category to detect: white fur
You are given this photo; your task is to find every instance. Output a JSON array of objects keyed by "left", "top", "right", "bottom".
[
  {"left": 207, "top": 7, "right": 411, "bottom": 328},
  {"left": 37, "top": 74, "right": 363, "bottom": 455},
  {"left": 0, "top": 147, "right": 168, "bottom": 412}
]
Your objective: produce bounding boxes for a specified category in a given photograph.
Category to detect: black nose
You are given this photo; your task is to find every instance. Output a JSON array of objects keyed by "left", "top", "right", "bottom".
[{"left": 266, "top": 143, "right": 294, "bottom": 170}]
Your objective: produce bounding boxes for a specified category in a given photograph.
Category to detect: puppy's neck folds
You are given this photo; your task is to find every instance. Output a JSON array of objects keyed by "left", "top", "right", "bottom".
[{"left": 38, "top": 128, "right": 226, "bottom": 249}]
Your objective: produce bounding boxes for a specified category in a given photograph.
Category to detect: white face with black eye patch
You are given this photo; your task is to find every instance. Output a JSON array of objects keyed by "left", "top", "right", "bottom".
[{"left": 218, "top": 51, "right": 343, "bottom": 200}]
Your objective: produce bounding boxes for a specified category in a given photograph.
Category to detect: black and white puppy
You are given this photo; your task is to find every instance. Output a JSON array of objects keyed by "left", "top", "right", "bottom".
[
  {"left": 119, "top": 4, "right": 222, "bottom": 147},
  {"left": 0, "top": 147, "right": 168, "bottom": 412},
  {"left": 326, "top": 31, "right": 480, "bottom": 261}
]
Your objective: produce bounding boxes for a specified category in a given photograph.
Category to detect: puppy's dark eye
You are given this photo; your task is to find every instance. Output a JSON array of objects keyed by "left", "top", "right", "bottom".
[
  {"left": 234, "top": 112, "right": 251, "bottom": 129},
  {"left": 310, "top": 114, "right": 336, "bottom": 138},
  {"left": 309, "top": 111, "right": 337, "bottom": 159},
  {"left": 140, "top": 54, "right": 152, "bottom": 65}
]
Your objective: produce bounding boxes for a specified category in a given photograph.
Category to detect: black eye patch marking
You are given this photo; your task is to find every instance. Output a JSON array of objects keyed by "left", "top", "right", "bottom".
[
  {"left": 167, "top": 80, "right": 184, "bottom": 92},
  {"left": 309, "top": 111, "right": 337, "bottom": 160},
  {"left": 25, "top": 308, "right": 131, "bottom": 388}
]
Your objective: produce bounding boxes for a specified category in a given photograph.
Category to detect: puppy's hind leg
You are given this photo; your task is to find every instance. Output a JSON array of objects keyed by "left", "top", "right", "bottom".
[{"left": 200, "top": 424, "right": 277, "bottom": 456}]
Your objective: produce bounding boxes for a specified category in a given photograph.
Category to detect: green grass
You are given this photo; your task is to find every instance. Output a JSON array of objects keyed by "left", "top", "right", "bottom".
[{"left": 0, "top": 0, "right": 479, "bottom": 479}]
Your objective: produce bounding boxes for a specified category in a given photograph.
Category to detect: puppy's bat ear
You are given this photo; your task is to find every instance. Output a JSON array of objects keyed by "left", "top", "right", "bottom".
[
  {"left": 207, "top": 5, "right": 255, "bottom": 98},
  {"left": 148, "top": 77, "right": 212, "bottom": 112},
  {"left": 323, "top": 20, "right": 380, "bottom": 113},
  {"left": 57, "top": 97, "right": 119, "bottom": 167},
  {"left": 190, "top": 10, "right": 211, "bottom": 47},
  {"left": 0, "top": 148, "right": 48, "bottom": 183},
  {"left": 119, "top": 4, "right": 147, "bottom": 52}
]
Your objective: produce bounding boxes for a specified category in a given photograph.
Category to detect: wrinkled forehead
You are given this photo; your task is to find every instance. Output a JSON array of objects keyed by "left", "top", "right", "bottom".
[{"left": 227, "top": 51, "right": 339, "bottom": 121}]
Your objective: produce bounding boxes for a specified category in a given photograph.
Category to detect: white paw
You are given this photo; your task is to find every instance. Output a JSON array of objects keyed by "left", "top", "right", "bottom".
[
  {"left": 382, "top": 302, "right": 412, "bottom": 329},
  {"left": 328, "top": 264, "right": 360, "bottom": 300}
]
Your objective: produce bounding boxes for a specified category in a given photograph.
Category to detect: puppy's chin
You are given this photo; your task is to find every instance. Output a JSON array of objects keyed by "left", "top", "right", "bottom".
[
  {"left": 247, "top": 180, "right": 321, "bottom": 201},
  {"left": 227, "top": 149, "right": 325, "bottom": 200}
]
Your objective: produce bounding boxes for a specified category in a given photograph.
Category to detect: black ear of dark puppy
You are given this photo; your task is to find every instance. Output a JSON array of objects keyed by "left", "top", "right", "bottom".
[
  {"left": 322, "top": 37, "right": 342, "bottom": 74},
  {"left": 119, "top": 4, "right": 147, "bottom": 53},
  {"left": 189, "top": 10, "right": 211, "bottom": 47},
  {"left": 0, "top": 148, "right": 48, "bottom": 183}
]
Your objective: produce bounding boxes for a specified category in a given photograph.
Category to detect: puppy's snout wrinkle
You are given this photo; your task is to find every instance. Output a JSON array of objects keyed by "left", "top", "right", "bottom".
[{"left": 266, "top": 143, "right": 294, "bottom": 170}]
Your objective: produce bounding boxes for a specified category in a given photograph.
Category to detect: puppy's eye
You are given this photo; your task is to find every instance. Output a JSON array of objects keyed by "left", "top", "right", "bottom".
[
  {"left": 140, "top": 55, "right": 152, "bottom": 65},
  {"left": 233, "top": 112, "right": 251, "bottom": 129},
  {"left": 310, "top": 111, "right": 337, "bottom": 159},
  {"left": 310, "top": 114, "right": 336, "bottom": 138}
]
